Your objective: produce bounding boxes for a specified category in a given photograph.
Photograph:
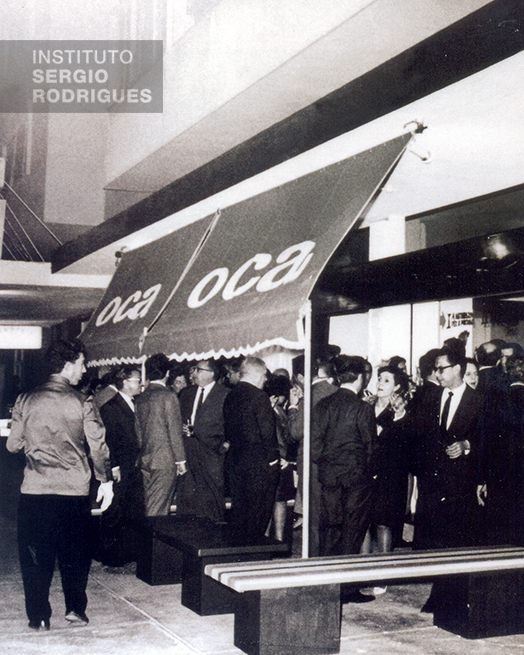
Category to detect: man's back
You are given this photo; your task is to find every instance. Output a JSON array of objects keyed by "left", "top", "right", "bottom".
[
  {"left": 312, "top": 388, "right": 377, "bottom": 486},
  {"left": 135, "top": 383, "right": 184, "bottom": 469},
  {"left": 8, "top": 374, "right": 109, "bottom": 496},
  {"left": 223, "top": 381, "right": 278, "bottom": 463}
]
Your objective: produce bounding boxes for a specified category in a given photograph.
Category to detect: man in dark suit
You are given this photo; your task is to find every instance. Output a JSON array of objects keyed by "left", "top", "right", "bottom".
[
  {"left": 223, "top": 356, "right": 280, "bottom": 545},
  {"left": 413, "top": 345, "right": 483, "bottom": 616},
  {"left": 476, "top": 341, "right": 513, "bottom": 542},
  {"left": 99, "top": 365, "right": 143, "bottom": 568},
  {"left": 135, "top": 354, "right": 187, "bottom": 516},
  {"left": 311, "top": 355, "right": 378, "bottom": 557},
  {"left": 414, "top": 345, "right": 483, "bottom": 550},
  {"left": 177, "top": 359, "right": 229, "bottom": 521}
]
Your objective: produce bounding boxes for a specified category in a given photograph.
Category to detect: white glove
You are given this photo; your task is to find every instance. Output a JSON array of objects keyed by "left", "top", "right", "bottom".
[{"left": 96, "top": 481, "right": 114, "bottom": 512}]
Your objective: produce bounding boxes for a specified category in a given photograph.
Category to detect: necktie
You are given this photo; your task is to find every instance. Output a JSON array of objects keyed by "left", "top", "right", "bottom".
[
  {"left": 440, "top": 391, "right": 453, "bottom": 431},
  {"left": 197, "top": 388, "right": 205, "bottom": 411}
]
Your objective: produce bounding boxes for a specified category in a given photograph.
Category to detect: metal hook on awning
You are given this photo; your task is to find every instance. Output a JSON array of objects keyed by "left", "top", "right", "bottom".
[
  {"left": 404, "top": 120, "right": 432, "bottom": 163},
  {"left": 404, "top": 119, "right": 427, "bottom": 134}
]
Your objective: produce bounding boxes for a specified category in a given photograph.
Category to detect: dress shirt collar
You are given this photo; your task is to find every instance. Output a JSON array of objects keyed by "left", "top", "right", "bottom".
[
  {"left": 440, "top": 381, "right": 467, "bottom": 429},
  {"left": 119, "top": 390, "right": 135, "bottom": 412},
  {"left": 200, "top": 380, "right": 215, "bottom": 402}
]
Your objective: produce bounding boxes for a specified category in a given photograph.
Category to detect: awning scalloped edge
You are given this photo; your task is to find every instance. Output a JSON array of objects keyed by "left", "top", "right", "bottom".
[{"left": 86, "top": 334, "right": 305, "bottom": 368}]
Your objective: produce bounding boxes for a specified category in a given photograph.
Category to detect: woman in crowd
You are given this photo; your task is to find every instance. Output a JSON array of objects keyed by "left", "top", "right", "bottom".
[
  {"left": 361, "top": 365, "right": 412, "bottom": 562},
  {"left": 264, "top": 375, "right": 295, "bottom": 541},
  {"left": 167, "top": 364, "right": 190, "bottom": 396},
  {"left": 464, "top": 357, "right": 479, "bottom": 390}
]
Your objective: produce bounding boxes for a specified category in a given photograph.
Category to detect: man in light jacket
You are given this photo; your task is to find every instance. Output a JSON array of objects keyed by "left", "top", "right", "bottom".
[{"left": 7, "top": 339, "right": 113, "bottom": 631}]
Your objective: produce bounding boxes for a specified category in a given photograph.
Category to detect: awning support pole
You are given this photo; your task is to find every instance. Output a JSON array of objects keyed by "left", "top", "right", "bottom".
[{"left": 301, "top": 300, "right": 312, "bottom": 559}]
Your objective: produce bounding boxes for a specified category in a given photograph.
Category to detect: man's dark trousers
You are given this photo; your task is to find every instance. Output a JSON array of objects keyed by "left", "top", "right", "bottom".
[{"left": 18, "top": 494, "right": 92, "bottom": 624}]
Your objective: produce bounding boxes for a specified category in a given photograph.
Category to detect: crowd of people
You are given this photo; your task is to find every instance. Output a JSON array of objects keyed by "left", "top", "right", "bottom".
[{"left": 7, "top": 334, "right": 524, "bottom": 629}]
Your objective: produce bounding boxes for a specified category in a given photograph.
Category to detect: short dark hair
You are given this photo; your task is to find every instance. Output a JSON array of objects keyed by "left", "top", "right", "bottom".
[
  {"left": 464, "top": 357, "right": 478, "bottom": 370},
  {"left": 332, "top": 355, "right": 367, "bottom": 385},
  {"left": 264, "top": 374, "right": 292, "bottom": 399},
  {"left": 224, "top": 356, "right": 244, "bottom": 374},
  {"left": 167, "top": 363, "right": 189, "bottom": 388},
  {"left": 437, "top": 345, "right": 466, "bottom": 377},
  {"left": 46, "top": 339, "right": 86, "bottom": 374},
  {"left": 475, "top": 342, "right": 500, "bottom": 368},
  {"left": 443, "top": 337, "right": 466, "bottom": 360},
  {"left": 145, "top": 353, "right": 170, "bottom": 380},
  {"left": 114, "top": 365, "right": 141, "bottom": 390},
  {"left": 419, "top": 348, "right": 440, "bottom": 380}
]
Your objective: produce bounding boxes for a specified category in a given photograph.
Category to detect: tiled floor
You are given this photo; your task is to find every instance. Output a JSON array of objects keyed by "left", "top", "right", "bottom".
[{"left": 2, "top": 513, "right": 524, "bottom": 655}]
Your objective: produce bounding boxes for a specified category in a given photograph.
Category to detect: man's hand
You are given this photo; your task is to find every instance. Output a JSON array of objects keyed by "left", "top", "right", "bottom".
[
  {"left": 176, "top": 461, "right": 187, "bottom": 476},
  {"left": 446, "top": 440, "right": 469, "bottom": 459},
  {"left": 182, "top": 422, "right": 194, "bottom": 437},
  {"left": 96, "top": 481, "right": 114, "bottom": 512}
]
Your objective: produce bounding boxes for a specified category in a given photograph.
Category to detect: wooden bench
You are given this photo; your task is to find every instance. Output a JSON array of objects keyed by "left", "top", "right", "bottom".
[
  {"left": 205, "top": 545, "right": 524, "bottom": 655},
  {"left": 133, "top": 515, "right": 289, "bottom": 615}
]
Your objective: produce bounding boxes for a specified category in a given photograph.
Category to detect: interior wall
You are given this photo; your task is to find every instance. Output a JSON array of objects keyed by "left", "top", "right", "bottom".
[
  {"left": 412, "top": 301, "right": 440, "bottom": 376},
  {"left": 328, "top": 313, "right": 369, "bottom": 359},
  {"left": 368, "top": 305, "right": 412, "bottom": 372},
  {"left": 45, "top": 114, "right": 108, "bottom": 226}
]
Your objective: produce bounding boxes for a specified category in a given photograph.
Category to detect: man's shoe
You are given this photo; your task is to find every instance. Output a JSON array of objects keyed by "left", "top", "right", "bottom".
[
  {"left": 65, "top": 611, "right": 89, "bottom": 626},
  {"left": 28, "top": 619, "right": 50, "bottom": 631}
]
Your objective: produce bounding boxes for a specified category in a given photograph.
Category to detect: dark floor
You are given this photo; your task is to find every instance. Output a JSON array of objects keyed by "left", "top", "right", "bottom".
[{"left": 1, "top": 513, "right": 524, "bottom": 654}]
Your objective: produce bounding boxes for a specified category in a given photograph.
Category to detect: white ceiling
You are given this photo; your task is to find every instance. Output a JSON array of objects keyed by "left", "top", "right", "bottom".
[{"left": 59, "top": 50, "right": 524, "bottom": 280}]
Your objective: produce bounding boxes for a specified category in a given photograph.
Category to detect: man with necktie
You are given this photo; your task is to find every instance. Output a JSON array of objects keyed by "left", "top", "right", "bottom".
[
  {"left": 177, "top": 359, "right": 230, "bottom": 522},
  {"left": 99, "top": 365, "right": 143, "bottom": 569},
  {"left": 412, "top": 345, "right": 483, "bottom": 615}
]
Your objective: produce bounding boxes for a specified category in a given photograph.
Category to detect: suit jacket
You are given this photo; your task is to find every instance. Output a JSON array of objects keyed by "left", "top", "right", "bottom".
[
  {"left": 135, "top": 382, "right": 185, "bottom": 470},
  {"left": 223, "top": 381, "right": 279, "bottom": 468},
  {"left": 94, "top": 384, "right": 118, "bottom": 409},
  {"left": 311, "top": 388, "right": 378, "bottom": 488},
  {"left": 179, "top": 382, "right": 229, "bottom": 453},
  {"left": 99, "top": 392, "right": 139, "bottom": 477},
  {"left": 414, "top": 383, "right": 482, "bottom": 498}
]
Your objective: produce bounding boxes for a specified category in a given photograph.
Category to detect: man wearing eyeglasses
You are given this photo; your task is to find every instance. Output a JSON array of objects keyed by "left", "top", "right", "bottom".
[
  {"left": 177, "top": 359, "right": 230, "bottom": 521},
  {"left": 414, "top": 345, "right": 483, "bottom": 549},
  {"left": 412, "top": 345, "right": 483, "bottom": 615}
]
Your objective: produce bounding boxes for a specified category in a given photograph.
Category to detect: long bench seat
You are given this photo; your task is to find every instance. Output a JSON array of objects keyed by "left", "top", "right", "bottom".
[{"left": 205, "top": 545, "right": 524, "bottom": 655}]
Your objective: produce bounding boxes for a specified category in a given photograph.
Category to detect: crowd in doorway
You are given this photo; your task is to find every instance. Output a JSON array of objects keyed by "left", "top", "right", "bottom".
[{"left": 7, "top": 335, "right": 524, "bottom": 629}]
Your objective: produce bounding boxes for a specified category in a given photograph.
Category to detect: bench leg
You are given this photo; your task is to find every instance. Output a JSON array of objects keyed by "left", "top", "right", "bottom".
[
  {"left": 135, "top": 531, "right": 183, "bottom": 586},
  {"left": 181, "top": 553, "right": 239, "bottom": 616},
  {"left": 433, "top": 571, "right": 524, "bottom": 639},
  {"left": 234, "top": 584, "right": 341, "bottom": 655}
]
